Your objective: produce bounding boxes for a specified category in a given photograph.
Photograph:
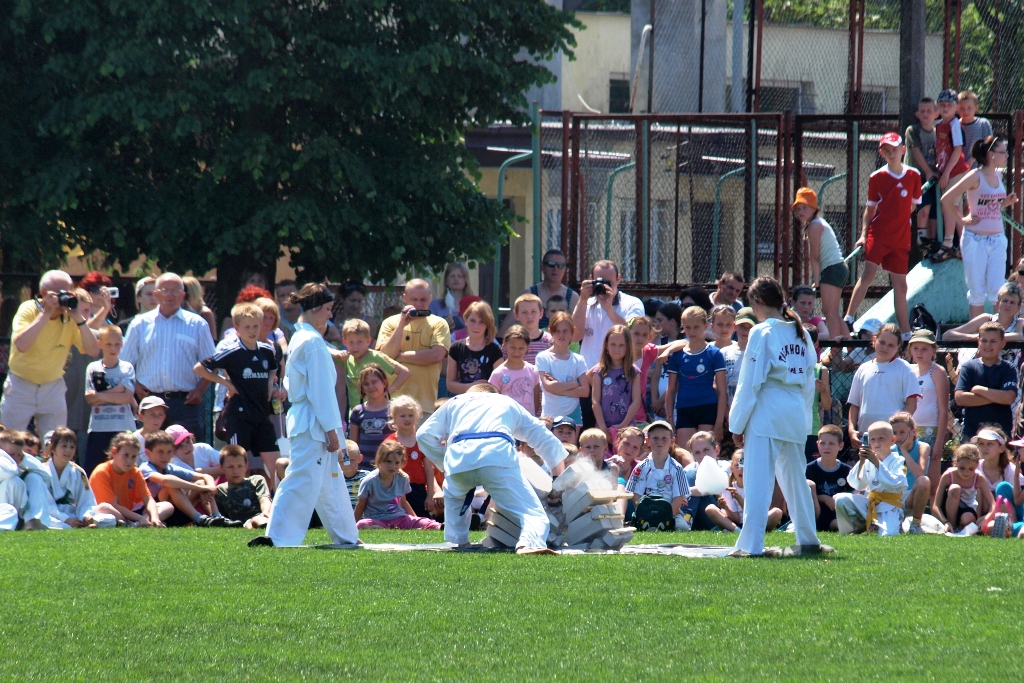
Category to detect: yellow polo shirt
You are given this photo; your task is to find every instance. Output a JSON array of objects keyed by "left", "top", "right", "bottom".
[
  {"left": 8, "top": 299, "right": 84, "bottom": 385},
  {"left": 376, "top": 314, "right": 450, "bottom": 415}
]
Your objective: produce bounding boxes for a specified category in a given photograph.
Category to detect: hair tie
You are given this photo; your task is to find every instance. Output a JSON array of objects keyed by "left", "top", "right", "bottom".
[
  {"left": 299, "top": 288, "right": 335, "bottom": 312},
  {"left": 781, "top": 302, "right": 789, "bottom": 311}
]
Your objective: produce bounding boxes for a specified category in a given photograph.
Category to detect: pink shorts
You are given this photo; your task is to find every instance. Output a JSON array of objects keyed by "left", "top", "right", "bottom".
[{"left": 356, "top": 515, "right": 441, "bottom": 530}]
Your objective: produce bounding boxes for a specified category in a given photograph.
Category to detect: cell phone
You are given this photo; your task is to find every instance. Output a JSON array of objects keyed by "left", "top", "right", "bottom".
[
  {"left": 106, "top": 286, "right": 119, "bottom": 298},
  {"left": 410, "top": 309, "right": 432, "bottom": 317},
  {"left": 860, "top": 433, "right": 870, "bottom": 448}
]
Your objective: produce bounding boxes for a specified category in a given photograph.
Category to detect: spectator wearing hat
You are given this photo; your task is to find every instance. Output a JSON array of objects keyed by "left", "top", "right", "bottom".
[
  {"left": 930, "top": 88, "right": 972, "bottom": 261},
  {"left": 843, "top": 133, "right": 922, "bottom": 342},
  {"left": 907, "top": 328, "right": 949, "bottom": 490},
  {"left": 0, "top": 271, "right": 100, "bottom": 435},
  {"left": 133, "top": 396, "right": 168, "bottom": 464},
  {"left": 792, "top": 188, "right": 849, "bottom": 339},
  {"left": 165, "top": 424, "right": 222, "bottom": 478},
  {"left": 121, "top": 273, "right": 216, "bottom": 442},
  {"left": 550, "top": 415, "right": 578, "bottom": 444}
]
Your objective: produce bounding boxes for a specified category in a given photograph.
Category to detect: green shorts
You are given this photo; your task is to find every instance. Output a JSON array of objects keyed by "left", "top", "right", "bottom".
[{"left": 819, "top": 261, "right": 850, "bottom": 288}]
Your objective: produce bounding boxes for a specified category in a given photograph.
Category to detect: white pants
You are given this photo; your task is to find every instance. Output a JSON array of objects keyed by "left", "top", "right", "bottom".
[
  {"left": 835, "top": 492, "right": 903, "bottom": 536},
  {"left": 444, "top": 465, "right": 549, "bottom": 549},
  {"left": 735, "top": 434, "right": 819, "bottom": 555},
  {"left": 265, "top": 432, "right": 359, "bottom": 547},
  {"left": 0, "top": 472, "right": 49, "bottom": 524},
  {"left": 0, "top": 504, "right": 17, "bottom": 531},
  {"left": 0, "top": 477, "right": 27, "bottom": 523},
  {"left": 961, "top": 230, "right": 1007, "bottom": 306},
  {"left": 0, "top": 374, "right": 68, "bottom": 435}
]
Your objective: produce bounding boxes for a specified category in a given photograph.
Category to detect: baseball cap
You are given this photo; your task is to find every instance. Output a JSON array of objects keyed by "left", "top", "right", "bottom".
[
  {"left": 937, "top": 88, "right": 958, "bottom": 103},
  {"left": 165, "top": 424, "right": 194, "bottom": 446},
  {"left": 878, "top": 132, "right": 903, "bottom": 149},
  {"left": 908, "top": 328, "right": 937, "bottom": 345},
  {"left": 792, "top": 187, "right": 819, "bottom": 211},
  {"left": 138, "top": 396, "right": 168, "bottom": 412},
  {"left": 735, "top": 307, "right": 757, "bottom": 327},
  {"left": 552, "top": 415, "right": 577, "bottom": 430},
  {"left": 643, "top": 420, "right": 673, "bottom": 435},
  {"left": 855, "top": 318, "right": 883, "bottom": 335}
]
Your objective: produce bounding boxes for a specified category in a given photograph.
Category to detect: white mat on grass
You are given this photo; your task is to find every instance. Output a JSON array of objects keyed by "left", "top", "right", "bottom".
[{"left": 310, "top": 543, "right": 735, "bottom": 558}]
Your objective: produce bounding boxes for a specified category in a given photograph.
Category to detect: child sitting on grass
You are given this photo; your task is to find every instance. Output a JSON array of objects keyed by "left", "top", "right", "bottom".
[
  {"left": 383, "top": 395, "right": 436, "bottom": 517},
  {"left": 140, "top": 431, "right": 236, "bottom": 527},
  {"left": 933, "top": 443, "right": 994, "bottom": 533},
  {"left": 215, "top": 445, "right": 272, "bottom": 529},
  {"left": 353, "top": 440, "right": 441, "bottom": 530},
  {"left": 166, "top": 425, "right": 222, "bottom": 479},
  {"left": 43, "top": 427, "right": 117, "bottom": 528},
  {"left": 611, "top": 426, "right": 644, "bottom": 519},
  {"left": 625, "top": 420, "right": 691, "bottom": 530},
  {"left": 890, "top": 412, "right": 931, "bottom": 534},
  {"left": 577, "top": 428, "right": 616, "bottom": 478},
  {"left": 89, "top": 432, "right": 168, "bottom": 527},
  {"left": 806, "top": 425, "right": 852, "bottom": 532},
  {"left": 834, "top": 421, "right": 908, "bottom": 536},
  {"left": 705, "top": 450, "right": 783, "bottom": 533},
  {"left": 132, "top": 396, "right": 168, "bottom": 464}
]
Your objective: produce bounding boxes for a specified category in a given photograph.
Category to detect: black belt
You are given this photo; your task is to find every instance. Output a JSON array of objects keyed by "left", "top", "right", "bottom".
[{"left": 150, "top": 391, "right": 189, "bottom": 399}]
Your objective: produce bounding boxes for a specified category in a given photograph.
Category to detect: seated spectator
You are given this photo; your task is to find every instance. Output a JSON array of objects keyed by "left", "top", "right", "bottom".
[
  {"left": 954, "top": 322, "right": 1017, "bottom": 440},
  {"left": 341, "top": 439, "right": 368, "bottom": 512},
  {"left": 429, "top": 262, "right": 472, "bottom": 334},
  {"left": 341, "top": 318, "right": 410, "bottom": 417},
  {"left": 536, "top": 312, "right": 589, "bottom": 423},
  {"left": 577, "top": 428, "right": 614, "bottom": 476},
  {"left": 83, "top": 324, "right": 137, "bottom": 476},
  {"left": 490, "top": 326, "right": 540, "bottom": 416},
  {"left": 625, "top": 421, "right": 691, "bottom": 530},
  {"left": 22, "top": 434, "right": 41, "bottom": 459},
  {"left": 551, "top": 415, "right": 578, "bottom": 446},
  {"left": 165, "top": 425, "right": 221, "bottom": 478},
  {"left": 353, "top": 440, "right": 441, "bottom": 530},
  {"left": 680, "top": 431, "right": 722, "bottom": 531},
  {"left": 140, "top": 431, "right": 233, "bottom": 527},
  {"left": 705, "top": 450, "right": 783, "bottom": 533},
  {"left": 835, "top": 421, "right": 908, "bottom": 536},
  {"left": 932, "top": 443, "right": 994, "bottom": 532},
  {"left": 89, "top": 432, "right": 169, "bottom": 527},
  {"left": 215, "top": 445, "right": 272, "bottom": 529},
  {"left": 846, "top": 323, "right": 920, "bottom": 444},
  {"left": 890, "top": 412, "right": 931, "bottom": 534},
  {"left": 446, "top": 300, "right": 504, "bottom": 395},
  {"left": 805, "top": 325, "right": 833, "bottom": 461},
  {"left": 349, "top": 364, "right": 395, "bottom": 469},
  {"left": 974, "top": 426, "right": 1018, "bottom": 502},
  {"left": 133, "top": 396, "right": 167, "bottom": 463},
  {"left": 383, "top": 396, "right": 436, "bottom": 517},
  {"left": 941, "top": 281, "right": 1023, "bottom": 343},
  {"left": 0, "top": 429, "right": 51, "bottom": 530},
  {"left": 610, "top": 426, "right": 644, "bottom": 518},
  {"left": 590, "top": 325, "right": 642, "bottom": 442},
  {"left": 182, "top": 276, "right": 217, "bottom": 341},
  {"left": 42, "top": 428, "right": 117, "bottom": 528},
  {"left": 806, "top": 425, "right": 852, "bottom": 532}
]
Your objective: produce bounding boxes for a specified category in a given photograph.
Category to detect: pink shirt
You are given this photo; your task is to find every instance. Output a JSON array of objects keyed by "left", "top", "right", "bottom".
[{"left": 489, "top": 363, "right": 540, "bottom": 415}]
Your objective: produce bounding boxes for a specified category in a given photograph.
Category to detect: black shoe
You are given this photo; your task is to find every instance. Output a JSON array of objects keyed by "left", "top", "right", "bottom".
[
  {"left": 222, "top": 519, "right": 244, "bottom": 528},
  {"left": 248, "top": 536, "right": 274, "bottom": 548},
  {"left": 196, "top": 515, "right": 226, "bottom": 527}
]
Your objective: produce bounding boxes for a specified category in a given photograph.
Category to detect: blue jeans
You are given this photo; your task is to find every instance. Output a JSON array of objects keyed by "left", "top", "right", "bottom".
[{"left": 993, "top": 481, "right": 1024, "bottom": 535}]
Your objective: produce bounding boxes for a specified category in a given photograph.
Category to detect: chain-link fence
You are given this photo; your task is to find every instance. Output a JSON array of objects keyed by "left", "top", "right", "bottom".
[{"left": 949, "top": 0, "right": 1024, "bottom": 112}]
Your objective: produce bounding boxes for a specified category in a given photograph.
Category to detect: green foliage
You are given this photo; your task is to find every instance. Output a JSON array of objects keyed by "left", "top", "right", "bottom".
[
  {"left": 0, "top": 0, "right": 577, "bottom": 283},
  {"left": 761, "top": 0, "right": 946, "bottom": 33}
]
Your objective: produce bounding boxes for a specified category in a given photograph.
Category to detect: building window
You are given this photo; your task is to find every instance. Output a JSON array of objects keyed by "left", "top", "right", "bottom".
[
  {"left": 609, "top": 79, "right": 631, "bottom": 114},
  {"left": 759, "top": 81, "right": 816, "bottom": 114}
]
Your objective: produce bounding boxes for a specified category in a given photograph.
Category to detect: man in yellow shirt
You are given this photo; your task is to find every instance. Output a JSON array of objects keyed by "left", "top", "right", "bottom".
[
  {"left": 1, "top": 271, "right": 100, "bottom": 434},
  {"left": 376, "top": 279, "right": 450, "bottom": 417}
]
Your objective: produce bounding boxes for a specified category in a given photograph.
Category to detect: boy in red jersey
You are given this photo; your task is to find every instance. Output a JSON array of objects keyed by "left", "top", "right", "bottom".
[{"left": 844, "top": 133, "right": 922, "bottom": 340}]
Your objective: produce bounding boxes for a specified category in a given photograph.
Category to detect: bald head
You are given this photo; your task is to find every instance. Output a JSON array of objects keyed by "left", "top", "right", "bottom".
[
  {"left": 39, "top": 270, "right": 72, "bottom": 295},
  {"left": 154, "top": 272, "right": 185, "bottom": 316},
  {"left": 403, "top": 279, "right": 432, "bottom": 311}
]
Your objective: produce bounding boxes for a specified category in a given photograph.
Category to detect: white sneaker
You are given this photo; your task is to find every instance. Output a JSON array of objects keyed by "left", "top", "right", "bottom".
[{"left": 843, "top": 314, "right": 855, "bottom": 328}]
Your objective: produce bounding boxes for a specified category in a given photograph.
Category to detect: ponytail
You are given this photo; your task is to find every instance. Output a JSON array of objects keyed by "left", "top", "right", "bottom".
[{"left": 750, "top": 277, "right": 808, "bottom": 348}]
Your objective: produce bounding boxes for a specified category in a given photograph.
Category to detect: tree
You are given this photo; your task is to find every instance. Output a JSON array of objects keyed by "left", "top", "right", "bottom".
[{"left": 0, "top": 0, "right": 577, "bottom": 305}]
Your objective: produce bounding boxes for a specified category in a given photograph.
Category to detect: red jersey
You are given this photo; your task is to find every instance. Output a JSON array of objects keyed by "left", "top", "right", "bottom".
[
  {"left": 935, "top": 118, "right": 970, "bottom": 177},
  {"left": 865, "top": 165, "right": 922, "bottom": 247},
  {"left": 384, "top": 433, "right": 428, "bottom": 484}
]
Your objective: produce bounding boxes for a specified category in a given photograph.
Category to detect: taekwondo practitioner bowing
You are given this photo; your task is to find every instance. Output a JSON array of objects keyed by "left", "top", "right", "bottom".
[
  {"left": 417, "top": 384, "right": 568, "bottom": 554},
  {"left": 728, "top": 277, "right": 829, "bottom": 558},
  {"left": 255, "top": 283, "right": 359, "bottom": 548}
]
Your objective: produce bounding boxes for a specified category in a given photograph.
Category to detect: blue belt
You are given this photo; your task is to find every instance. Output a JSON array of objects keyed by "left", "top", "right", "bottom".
[{"left": 450, "top": 432, "right": 515, "bottom": 515}]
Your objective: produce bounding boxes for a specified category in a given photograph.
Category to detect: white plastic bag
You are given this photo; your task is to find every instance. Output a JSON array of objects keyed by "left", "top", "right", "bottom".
[{"left": 694, "top": 456, "right": 729, "bottom": 496}]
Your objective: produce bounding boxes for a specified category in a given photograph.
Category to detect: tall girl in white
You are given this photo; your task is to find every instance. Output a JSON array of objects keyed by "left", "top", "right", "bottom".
[
  {"left": 728, "top": 277, "right": 826, "bottom": 557},
  {"left": 942, "top": 136, "right": 1019, "bottom": 319}
]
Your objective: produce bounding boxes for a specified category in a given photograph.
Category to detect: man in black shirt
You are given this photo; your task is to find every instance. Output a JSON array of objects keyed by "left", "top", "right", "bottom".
[
  {"left": 806, "top": 425, "right": 853, "bottom": 531},
  {"left": 955, "top": 322, "right": 1018, "bottom": 440}
]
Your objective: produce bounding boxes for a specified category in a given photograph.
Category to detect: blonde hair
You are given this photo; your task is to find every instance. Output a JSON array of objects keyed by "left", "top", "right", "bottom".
[
  {"left": 98, "top": 324, "right": 122, "bottom": 341},
  {"left": 889, "top": 411, "right": 917, "bottom": 432},
  {"left": 389, "top": 395, "right": 422, "bottom": 422},
  {"left": 182, "top": 276, "right": 206, "bottom": 311},
  {"left": 954, "top": 443, "right": 981, "bottom": 464},
  {"left": 687, "top": 430, "right": 718, "bottom": 450},
  {"left": 514, "top": 293, "right": 543, "bottom": 315},
  {"left": 463, "top": 300, "right": 496, "bottom": 344},
  {"left": 627, "top": 315, "right": 653, "bottom": 336},
  {"left": 579, "top": 428, "right": 609, "bottom": 447},
  {"left": 680, "top": 305, "right": 708, "bottom": 324},
  {"left": 443, "top": 262, "right": 473, "bottom": 296},
  {"left": 616, "top": 426, "right": 644, "bottom": 444},
  {"left": 596, "top": 325, "right": 636, "bottom": 382},
  {"left": 467, "top": 383, "right": 498, "bottom": 394},
  {"left": 342, "top": 318, "right": 371, "bottom": 338},
  {"left": 253, "top": 297, "right": 280, "bottom": 329},
  {"left": 73, "top": 288, "right": 93, "bottom": 305},
  {"left": 231, "top": 302, "right": 264, "bottom": 325}
]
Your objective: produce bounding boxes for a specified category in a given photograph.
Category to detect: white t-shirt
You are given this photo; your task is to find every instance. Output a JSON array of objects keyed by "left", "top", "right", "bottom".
[
  {"left": 719, "top": 344, "right": 743, "bottom": 406},
  {"left": 847, "top": 358, "right": 922, "bottom": 432},
  {"left": 171, "top": 443, "right": 220, "bottom": 472},
  {"left": 84, "top": 359, "right": 137, "bottom": 433},
  {"left": 579, "top": 291, "right": 645, "bottom": 368},
  {"left": 534, "top": 349, "right": 590, "bottom": 418},
  {"left": 133, "top": 429, "right": 149, "bottom": 465}
]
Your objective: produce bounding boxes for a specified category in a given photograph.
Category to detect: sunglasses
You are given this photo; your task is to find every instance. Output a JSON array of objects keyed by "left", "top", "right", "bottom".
[{"left": 543, "top": 261, "right": 566, "bottom": 269}]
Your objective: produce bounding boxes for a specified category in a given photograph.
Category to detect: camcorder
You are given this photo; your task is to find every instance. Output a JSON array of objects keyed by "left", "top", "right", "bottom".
[
  {"left": 56, "top": 290, "right": 79, "bottom": 309},
  {"left": 592, "top": 278, "right": 612, "bottom": 296},
  {"left": 410, "top": 309, "right": 432, "bottom": 317}
]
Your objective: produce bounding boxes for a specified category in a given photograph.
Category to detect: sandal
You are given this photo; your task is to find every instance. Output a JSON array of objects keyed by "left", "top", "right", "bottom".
[{"left": 929, "top": 245, "right": 955, "bottom": 262}]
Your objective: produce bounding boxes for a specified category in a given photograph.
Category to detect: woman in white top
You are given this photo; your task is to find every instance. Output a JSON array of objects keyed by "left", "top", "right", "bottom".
[
  {"left": 907, "top": 328, "right": 948, "bottom": 493},
  {"left": 941, "top": 136, "right": 1019, "bottom": 319},
  {"left": 793, "top": 187, "right": 849, "bottom": 340}
]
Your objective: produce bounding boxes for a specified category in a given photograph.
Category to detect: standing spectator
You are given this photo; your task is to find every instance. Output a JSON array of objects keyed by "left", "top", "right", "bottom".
[
  {"left": 506, "top": 294, "right": 553, "bottom": 364},
  {"left": 571, "top": 260, "right": 645, "bottom": 428},
  {"left": 446, "top": 300, "right": 503, "bottom": 395},
  {"left": 336, "top": 280, "right": 379, "bottom": 340},
  {"left": 930, "top": 88, "right": 971, "bottom": 261},
  {"left": 709, "top": 272, "right": 745, "bottom": 311},
  {"left": 792, "top": 188, "right": 849, "bottom": 339},
  {"left": 83, "top": 325, "right": 137, "bottom": 476},
  {"left": 182, "top": 276, "right": 217, "bottom": 341},
  {"left": 654, "top": 302, "right": 682, "bottom": 345},
  {"left": 958, "top": 91, "right": 993, "bottom": 168},
  {"left": 0, "top": 271, "right": 100, "bottom": 434},
  {"left": 340, "top": 318, "right": 409, "bottom": 418},
  {"left": 941, "top": 136, "right": 1018, "bottom": 319},
  {"left": 274, "top": 279, "right": 301, "bottom": 340},
  {"left": 119, "top": 276, "right": 158, "bottom": 335},
  {"left": 78, "top": 272, "right": 117, "bottom": 326},
  {"left": 429, "top": 263, "right": 472, "bottom": 335},
  {"left": 502, "top": 249, "right": 580, "bottom": 333},
  {"left": 664, "top": 307, "right": 727, "bottom": 445},
  {"left": 843, "top": 133, "right": 922, "bottom": 339},
  {"left": 376, "top": 279, "right": 451, "bottom": 417},
  {"left": 908, "top": 329, "right": 949, "bottom": 491},
  {"left": 63, "top": 289, "right": 101, "bottom": 451},
  {"left": 679, "top": 286, "right": 714, "bottom": 314},
  {"left": 120, "top": 273, "right": 216, "bottom": 441},
  {"left": 489, "top": 326, "right": 540, "bottom": 416},
  {"left": 954, "top": 322, "right": 1017, "bottom": 440},
  {"left": 905, "top": 97, "right": 941, "bottom": 252},
  {"left": 535, "top": 312, "right": 589, "bottom": 422}
]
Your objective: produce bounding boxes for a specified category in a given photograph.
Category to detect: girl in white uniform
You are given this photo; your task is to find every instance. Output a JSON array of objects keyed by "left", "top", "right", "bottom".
[
  {"left": 43, "top": 428, "right": 117, "bottom": 528},
  {"left": 941, "top": 136, "right": 1019, "bottom": 319},
  {"left": 258, "top": 284, "right": 359, "bottom": 548},
  {"left": 728, "top": 277, "right": 824, "bottom": 557}
]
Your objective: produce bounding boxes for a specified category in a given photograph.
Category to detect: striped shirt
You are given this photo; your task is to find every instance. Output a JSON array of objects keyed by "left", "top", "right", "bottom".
[
  {"left": 625, "top": 455, "right": 691, "bottom": 501},
  {"left": 121, "top": 307, "right": 216, "bottom": 392}
]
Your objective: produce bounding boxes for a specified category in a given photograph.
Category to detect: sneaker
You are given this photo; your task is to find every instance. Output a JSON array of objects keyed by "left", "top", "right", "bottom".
[
  {"left": 247, "top": 536, "right": 274, "bottom": 548},
  {"left": 196, "top": 515, "right": 226, "bottom": 527},
  {"left": 222, "top": 519, "right": 245, "bottom": 528},
  {"left": 843, "top": 314, "right": 855, "bottom": 329},
  {"left": 990, "top": 513, "right": 1009, "bottom": 539},
  {"left": 907, "top": 522, "right": 926, "bottom": 535}
]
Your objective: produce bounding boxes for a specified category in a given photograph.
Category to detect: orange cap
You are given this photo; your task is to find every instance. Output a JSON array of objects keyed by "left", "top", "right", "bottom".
[{"left": 792, "top": 187, "right": 819, "bottom": 211}]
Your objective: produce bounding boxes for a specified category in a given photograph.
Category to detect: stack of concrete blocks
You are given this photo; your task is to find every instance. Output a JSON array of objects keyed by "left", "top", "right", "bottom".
[{"left": 556, "top": 462, "right": 634, "bottom": 551}]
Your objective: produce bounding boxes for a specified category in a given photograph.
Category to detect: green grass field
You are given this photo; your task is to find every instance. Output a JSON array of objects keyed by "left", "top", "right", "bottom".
[{"left": 2, "top": 529, "right": 1021, "bottom": 681}]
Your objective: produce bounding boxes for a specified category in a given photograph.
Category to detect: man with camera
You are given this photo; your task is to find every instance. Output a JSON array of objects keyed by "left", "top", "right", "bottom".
[
  {"left": 121, "top": 272, "right": 216, "bottom": 441},
  {"left": 1, "top": 270, "right": 101, "bottom": 434},
  {"left": 377, "top": 278, "right": 451, "bottom": 416},
  {"left": 571, "top": 260, "right": 645, "bottom": 428}
]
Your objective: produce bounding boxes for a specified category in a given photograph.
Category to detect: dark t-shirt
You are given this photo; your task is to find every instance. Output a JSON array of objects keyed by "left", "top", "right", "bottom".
[
  {"left": 349, "top": 404, "right": 394, "bottom": 464},
  {"left": 202, "top": 339, "right": 279, "bottom": 422},
  {"left": 806, "top": 459, "right": 853, "bottom": 498},
  {"left": 215, "top": 475, "right": 270, "bottom": 522},
  {"left": 955, "top": 358, "right": 1018, "bottom": 438},
  {"left": 449, "top": 340, "right": 504, "bottom": 384}
]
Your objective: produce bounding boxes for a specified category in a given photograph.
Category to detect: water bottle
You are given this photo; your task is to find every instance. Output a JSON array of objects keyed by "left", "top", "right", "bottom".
[{"left": 271, "top": 380, "right": 282, "bottom": 414}]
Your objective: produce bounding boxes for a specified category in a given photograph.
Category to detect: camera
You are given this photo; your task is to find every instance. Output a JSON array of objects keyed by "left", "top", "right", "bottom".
[
  {"left": 592, "top": 278, "right": 611, "bottom": 296},
  {"left": 56, "top": 290, "right": 78, "bottom": 309},
  {"left": 411, "top": 309, "right": 432, "bottom": 318},
  {"left": 106, "top": 286, "right": 119, "bottom": 299}
]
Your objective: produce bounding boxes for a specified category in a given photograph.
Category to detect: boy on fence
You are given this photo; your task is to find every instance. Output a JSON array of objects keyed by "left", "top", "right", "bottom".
[{"left": 931, "top": 88, "right": 972, "bottom": 261}]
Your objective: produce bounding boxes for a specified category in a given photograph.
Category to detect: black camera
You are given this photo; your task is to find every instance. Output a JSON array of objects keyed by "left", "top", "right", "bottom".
[
  {"left": 592, "top": 278, "right": 611, "bottom": 296},
  {"left": 56, "top": 290, "right": 78, "bottom": 309},
  {"left": 411, "top": 309, "right": 432, "bottom": 317}
]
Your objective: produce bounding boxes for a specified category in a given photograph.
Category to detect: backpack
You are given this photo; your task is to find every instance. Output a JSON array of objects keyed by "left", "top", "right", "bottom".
[
  {"left": 910, "top": 304, "right": 938, "bottom": 335},
  {"left": 631, "top": 494, "right": 675, "bottom": 531}
]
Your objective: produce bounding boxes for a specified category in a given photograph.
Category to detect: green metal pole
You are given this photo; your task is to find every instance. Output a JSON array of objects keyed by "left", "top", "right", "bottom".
[
  {"left": 712, "top": 166, "right": 746, "bottom": 281},
  {"left": 934, "top": 181, "right": 944, "bottom": 244},
  {"left": 495, "top": 150, "right": 534, "bottom": 312},
  {"left": 642, "top": 122, "right": 651, "bottom": 281},
  {"left": 816, "top": 172, "right": 847, "bottom": 209},
  {"left": 531, "top": 102, "right": 542, "bottom": 284},
  {"left": 604, "top": 161, "right": 637, "bottom": 259}
]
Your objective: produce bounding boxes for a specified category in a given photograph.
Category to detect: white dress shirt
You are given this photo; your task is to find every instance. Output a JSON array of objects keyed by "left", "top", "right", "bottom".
[{"left": 121, "top": 307, "right": 216, "bottom": 392}]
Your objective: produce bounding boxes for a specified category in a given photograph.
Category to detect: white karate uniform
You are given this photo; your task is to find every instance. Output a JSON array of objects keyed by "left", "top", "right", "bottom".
[
  {"left": 0, "top": 449, "right": 53, "bottom": 526},
  {"left": 835, "top": 451, "right": 908, "bottom": 536},
  {"left": 729, "top": 318, "right": 820, "bottom": 555},
  {"left": 0, "top": 450, "right": 25, "bottom": 531},
  {"left": 44, "top": 460, "right": 114, "bottom": 528},
  {"left": 418, "top": 393, "right": 568, "bottom": 548},
  {"left": 265, "top": 322, "right": 358, "bottom": 547}
]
